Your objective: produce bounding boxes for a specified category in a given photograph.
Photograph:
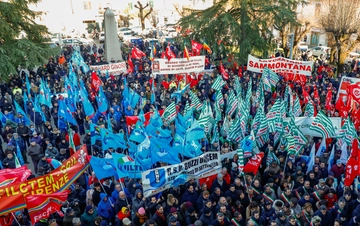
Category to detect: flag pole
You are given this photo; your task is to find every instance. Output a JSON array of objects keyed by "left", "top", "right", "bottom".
[
  {"left": 11, "top": 213, "right": 21, "bottom": 226},
  {"left": 119, "top": 180, "right": 130, "bottom": 206},
  {"left": 99, "top": 182, "right": 114, "bottom": 205}
]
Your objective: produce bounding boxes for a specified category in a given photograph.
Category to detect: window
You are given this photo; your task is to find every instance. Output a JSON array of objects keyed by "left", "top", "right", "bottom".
[
  {"left": 311, "top": 32, "right": 320, "bottom": 46},
  {"left": 84, "top": 2, "right": 92, "bottom": 10}
]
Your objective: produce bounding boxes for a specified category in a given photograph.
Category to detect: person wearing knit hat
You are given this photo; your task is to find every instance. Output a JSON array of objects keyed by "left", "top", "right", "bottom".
[
  {"left": 133, "top": 207, "right": 148, "bottom": 226},
  {"left": 168, "top": 215, "right": 178, "bottom": 225},
  {"left": 81, "top": 205, "right": 98, "bottom": 226}
]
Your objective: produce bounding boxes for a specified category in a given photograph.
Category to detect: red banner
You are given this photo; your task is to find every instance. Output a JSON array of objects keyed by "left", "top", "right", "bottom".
[
  {"left": 243, "top": 152, "right": 264, "bottom": 175},
  {"left": 25, "top": 192, "right": 68, "bottom": 224},
  {"left": 0, "top": 166, "right": 32, "bottom": 187},
  {"left": 344, "top": 157, "right": 358, "bottom": 187},
  {"left": 0, "top": 145, "right": 90, "bottom": 215}
]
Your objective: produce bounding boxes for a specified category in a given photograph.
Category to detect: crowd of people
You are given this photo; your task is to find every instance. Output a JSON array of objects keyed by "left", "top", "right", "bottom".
[{"left": 0, "top": 38, "right": 359, "bottom": 226}]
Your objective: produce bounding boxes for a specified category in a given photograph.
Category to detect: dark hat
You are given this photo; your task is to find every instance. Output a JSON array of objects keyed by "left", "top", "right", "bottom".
[
  {"left": 204, "top": 208, "right": 211, "bottom": 215},
  {"left": 65, "top": 208, "right": 73, "bottom": 215},
  {"left": 319, "top": 205, "right": 327, "bottom": 211},
  {"left": 170, "top": 207, "right": 177, "bottom": 213},
  {"left": 47, "top": 143, "right": 53, "bottom": 147},
  {"left": 185, "top": 201, "right": 193, "bottom": 208},
  {"left": 169, "top": 216, "right": 177, "bottom": 223},
  {"left": 86, "top": 205, "right": 93, "bottom": 212},
  {"left": 356, "top": 215, "right": 360, "bottom": 223},
  {"left": 265, "top": 201, "right": 272, "bottom": 206},
  {"left": 268, "top": 178, "right": 274, "bottom": 183},
  {"left": 100, "top": 220, "right": 108, "bottom": 226},
  {"left": 94, "top": 182, "right": 101, "bottom": 187},
  {"left": 187, "top": 206, "right": 195, "bottom": 213}
]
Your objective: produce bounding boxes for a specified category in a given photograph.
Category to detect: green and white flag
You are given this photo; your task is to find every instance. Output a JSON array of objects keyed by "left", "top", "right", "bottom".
[
  {"left": 184, "top": 100, "right": 193, "bottom": 114},
  {"left": 211, "top": 76, "right": 226, "bottom": 91},
  {"left": 266, "top": 99, "right": 282, "bottom": 133},
  {"left": 214, "top": 102, "right": 222, "bottom": 122},
  {"left": 211, "top": 124, "right": 219, "bottom": 143},
  {"left": 339, "top": 117, "right": 357, "bottom": 145},
  {"left": 293, "top": 94, "right": 302, "bottom": 117},
  {"left": 284, "top": 134, "right": 297, "bottom": 155},
  {"left": 234, "top": 76, "right": 242, "bottom": 99},
  {"left": 14, "top": 153, "right": 21, "bottom": 168},
  {"left": 304, "top": 102, "right": 314, "bottom": 117},
  {"left": 309, "top": 111, "right": 336, "bottom": 138},
  {"left": 227, "top": 89, "right": 238, "bottom": 116},
  {"left": 189, "top": 91, "right": 203, "bottom": 111},
  {"left": 256, "top": 111, "right": 269, "bottom": 147},
  {"left": 252, "top": 109, "right": 262, "bottom": 135},
  {"left": 266, "top": 151, "right": 280, "bottom": 166},
  {"left": 228, "top": 118, "right": 242, "bottom": 142},
  {"left": 237, "top": 148, "right": 244, "bottom": 174},
  {"left": 216, "top": 90, "right": 224, "bottom": 107},
  {"left": 162, "top": 102, "right": 177, "bottom": 123},
  {"left": 262, "top": 67, "right": 279, "bottom": 92}
]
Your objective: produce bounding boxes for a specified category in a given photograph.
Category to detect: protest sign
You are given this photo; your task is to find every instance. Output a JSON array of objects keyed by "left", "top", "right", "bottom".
[
  {"left": 152, "top": 56, "right": 206, "bottom": 74},
  {"left": 89, "top": 62, "right": 127, "bottom": 75},
  {"left": 142, "top": 152, "right": 221, "bottom": 197},
  {"left": 284, "top": 117, "right": 341, "bottom": 137},
  {"left": 0, "top": 166, "right": 32, "bottom": 187},
  {"left": 0, "top": 145, "right": 90, "bottom": 215},
  {"left": 336, "top": 76, "right": 360, "bottom": 102},
  {"left": 247, "top": 55, "right": 313, "bottom": 76}
]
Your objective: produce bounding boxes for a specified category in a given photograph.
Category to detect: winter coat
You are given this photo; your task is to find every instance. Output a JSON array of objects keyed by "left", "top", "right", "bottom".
[
  {"left": 2, "top": 157, "right": 16, "bottom": 169},
  {"left": 180, "top": 190, "right": 198, "bottom": 206},
  {"left": 28, "top": 144, "right": 42, "bottom": 161},
  {"left": 132, "top": 189, "right": 145, "bottom": 215},
  {"left": 81, "top": 208, "right": 98, "bottom": 226},
  {"left": 37, "top": 159, "right": 51, "bottom": 175},
  {"left": 45, "top": 147, "right": 59, "bottom": 158},
  {"left": 97, "top": 193, "right": 114, "bottom": 219}
]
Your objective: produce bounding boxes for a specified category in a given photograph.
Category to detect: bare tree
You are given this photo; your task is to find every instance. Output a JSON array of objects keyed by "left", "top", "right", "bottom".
[
  {"left": 319, "top": 0, "right": 360, "bottom": 72},
  {"left": 134, "top": 1, "right": 153, "bottom": 30}
]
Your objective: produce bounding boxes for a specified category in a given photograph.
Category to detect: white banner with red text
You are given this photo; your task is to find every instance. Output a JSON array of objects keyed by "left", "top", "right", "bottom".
[
  {"left": 247, "top": 55, "right": 313, "bottom": 76},
  {"left": 89, "top": 62, "right": 127, "bottom": 75},
  {"left": 152, "top": 56, "right": 206, "bottom": 74}
]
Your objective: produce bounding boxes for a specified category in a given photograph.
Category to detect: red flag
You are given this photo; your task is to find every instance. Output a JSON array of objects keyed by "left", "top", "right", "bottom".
[
  {"left": 325, "top": 88, "right": 333, "bottom": 110},
  {"left": 161, "top": 81, "right": 170, "bottom": 89},
  {"left": 127, "top": 55, "right": 134, "bottom": 73},
  {"left": 126, "top": 116, "right": 139, "bottom": 126},
  {"left": 347, "top": 83, "right": 360, "bottom": 103},
  {"left": 165, "top": 45, "right": 176, "bottom": 61},
  {"left": 243, "top": 152, "right": 264, "bottom": 175},
  {"left": 344, "top": 157, "right": 358, "bottom": 187},
  {"left": 25, "top": 192, "right": 68, "bottom": 225},
  {"left": 0, "top": 166, "right": 31, "bottom": 187},
  {"left": 219, "top": 62, "right": 229, "bottom": 80},
  {"left": 161, "top": 52, "right": 166, "bottom": 59},
  {"left": 191, "top": 40, "right": 203, "bottom": 56},
  {"left": 91, "top": 72, "right": 102, "bottom": 93},
  {"left": 184, "top": 46, "right": 190, "bottom": 61},
  {"left": 302, "top": 87, "right": 311, "bottom": 104},
  {"left": 313, "top": 86, "right": 320, "bottom": 103},
  {"left": 335, "top": 96, "right": 348, "bottom": 118},
  {"left": 131, "top": 47, "right": 146, "bottom": 60}
]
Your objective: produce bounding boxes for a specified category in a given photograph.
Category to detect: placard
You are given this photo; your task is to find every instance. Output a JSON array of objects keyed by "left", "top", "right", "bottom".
[
  {"left": 247, "top": 55, "right": 313, "bottom": 76},
  {"left": 90, "top": 62, "right": 127, "bottom": 75},
  {"left": 152, "top": 56, "right": 205, "bottom": 74}
]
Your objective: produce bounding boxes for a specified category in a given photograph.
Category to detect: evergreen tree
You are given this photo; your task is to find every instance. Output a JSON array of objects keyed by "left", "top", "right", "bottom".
[{"left": 0, "top": 0, "right": 58, "bottom": 80}]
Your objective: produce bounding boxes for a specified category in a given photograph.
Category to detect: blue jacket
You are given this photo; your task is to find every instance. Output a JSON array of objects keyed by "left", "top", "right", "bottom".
[{"left": 97, "top": 193, "right": 114, "bottom": 219}]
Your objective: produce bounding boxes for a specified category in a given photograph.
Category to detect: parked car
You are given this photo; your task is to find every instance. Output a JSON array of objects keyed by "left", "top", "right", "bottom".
[
  {"left": 297, "top": 42, "right": 308, "bottom": 51},
  {"left": 309, "top": 46, "right": 331, "bottom": 58},
  {"left": 345, "top": 52, "right": 360, "bottom": 65},
  {"left": 130, "top": 26, "right": 142, "bottom": 35}
]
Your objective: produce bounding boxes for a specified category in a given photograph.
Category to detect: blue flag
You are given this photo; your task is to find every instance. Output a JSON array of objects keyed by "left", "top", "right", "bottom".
[
  {"left": 58, "top": 99, "right": 77, "bottom": 125},
  {"left": 129, "top": 89, "right": 140, "bottom": 109},
  {"left": 107, "top": 114, "right": 112, "bottom": 131},
  {"left": 129, "top": 126, "right": 146, "bottom": 143},
  {"left": 150, "top": 138, "right": 181, "bottom": 165},
  {"left": 34, "top": 95, "right": 47, "bottom": 123},
  {"left": 96, "top": 86, "right": 108, "bottom": 114},
  {"left": 149, "top": 110, "right": 163, "bottom": 128},
  {"left": 175, "top": 119, "right": 186, "bottom": 138},
  {"left": 183, "top": 140, "right": 203, "bottom": 158},
  {"left": 171, "top": 84, "right": 190, "bottom": 103},
  {"left": 241, "top": 137, "right": 253, "bottom": 153},
  {"left": 79, "top": 87, "right": 95, "bottom": 118},
  {"left": 185, "top": 120, "right": 205, "bottom": 142},
  {"left": 90, "top": 123, "right": 101, "bottom": 145},
  {"left": 150, "top": 81, "right": 155, "bottom": 104},
  {"left": 89, "top": 156, "right": 117, "bottom": 180},
  {"left": 171, "top": 174, "right": 188, "bottom": 188},
  {"left": 112, "top": 153, "right": 135, "bottom": 179},
  {"left": 25, "top": 74, "right": 31, "bottom": 94},
  {"left": 152, "top": 128, "right": 173, "bottom": 144},
  {"left": 14, "top": 100, "right": 31, "bottom": 126},
  {"left": 16, "top": 144, "right": 24, "bottom": 166},
  {"left": 100, "top": 128, "right": 127, "bottom": 151}
]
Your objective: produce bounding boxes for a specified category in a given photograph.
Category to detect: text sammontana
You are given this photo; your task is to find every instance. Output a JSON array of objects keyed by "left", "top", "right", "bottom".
[{"left": 166, "top": 153, "right": 219, "bottom": 176}]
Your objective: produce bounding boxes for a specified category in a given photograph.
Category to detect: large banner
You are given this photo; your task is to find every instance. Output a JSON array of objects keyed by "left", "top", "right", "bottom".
[
  {"left": 152, "top": 56, "right": 206, "bottom": 74},
  {"left": 0, "top": 145, "right": 90, "bottom": 215},
  {"left": 89, "top": 62, "right": 127, "bottom": 75},
  {"left": 336, "top": 76, "right": 360, "bottom": 101},
  {"left": 247, "top": 55, "right": 313, "bottom": 76},
  {"left": 142, "top": 152, "right": 221, "bottom": 197},
  {"left": 284, "top": 117, "right": 341, "bottom": 137}
]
